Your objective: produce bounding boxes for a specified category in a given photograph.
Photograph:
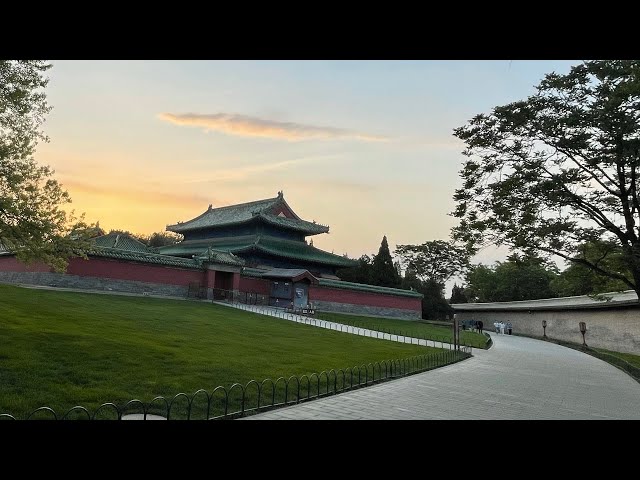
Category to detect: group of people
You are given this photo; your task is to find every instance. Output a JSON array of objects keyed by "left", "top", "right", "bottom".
[{"left": 493, "top": 321, "right": 513, "bottom": 335}]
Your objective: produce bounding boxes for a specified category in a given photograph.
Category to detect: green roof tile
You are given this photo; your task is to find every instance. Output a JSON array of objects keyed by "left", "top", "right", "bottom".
[
  {"left": 166, "top": 193, "right": 329, "bottom": 235},
  {"left": 92, "top": 233, "right": 150, "bottom": 253},
  {"left": 193, "top": 247, "right": 245, "bottom": 266},
  {"left": 91, "top": 247, "right": 203, "bottom": 269},
  {"left": 248, "top": 236, "right": 355, "bottom": 267},
  {"left": 159, "top": 235, "right": 357, "bottom": 268},
  {"left": 257, "top": 213, "right": 328, "bottom": 234}
]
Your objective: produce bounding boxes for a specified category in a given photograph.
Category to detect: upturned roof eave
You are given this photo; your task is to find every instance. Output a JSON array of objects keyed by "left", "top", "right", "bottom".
[
  {"left": 166, "top": 196, "right": 280, "bottom": 232},
  {"left": 168, "top": 214, "right": 328, "bottom": 235},
  {"left": 252, "top": 244, "right": 357, "bottom": 267}
]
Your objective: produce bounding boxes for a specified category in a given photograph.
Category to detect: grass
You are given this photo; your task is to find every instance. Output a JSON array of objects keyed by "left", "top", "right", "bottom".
[
  {"left": 594, "top": 348, "right": 640, "bottom": 369},
  {"left": 590, "top": 348, "right": 640, "bottom": 383},
  {"left": 0, "top": 284, "right": 442, "bottom": 418},
  {"left": 314, "top": 311, "right": 490, "bottom": 349}
]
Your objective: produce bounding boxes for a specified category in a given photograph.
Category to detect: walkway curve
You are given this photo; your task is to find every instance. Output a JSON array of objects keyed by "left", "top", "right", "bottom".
[
  {"left": 215, "top": 302, "right": 459, "bottom": 350},
  {"left": 244, "top": 332, "right": 640, "bottom": 420}
]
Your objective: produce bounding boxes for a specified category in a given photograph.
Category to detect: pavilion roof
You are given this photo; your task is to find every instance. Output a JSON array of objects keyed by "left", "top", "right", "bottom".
[
  {"left": 159, "top": 234, "right": 356, "bottom": 268},
  {"left": 166, "top": 193, "right": 329, "bottom": 235}
]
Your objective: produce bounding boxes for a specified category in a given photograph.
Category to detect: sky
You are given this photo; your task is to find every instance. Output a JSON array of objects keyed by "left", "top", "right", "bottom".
[{"left": 37, "top": 60, "right": 580, "bottom": 279}]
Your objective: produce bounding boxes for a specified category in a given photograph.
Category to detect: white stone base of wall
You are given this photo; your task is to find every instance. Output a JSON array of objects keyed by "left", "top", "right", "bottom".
[{"left": 0, "top": 272, "right": 189, "bottom": 298}]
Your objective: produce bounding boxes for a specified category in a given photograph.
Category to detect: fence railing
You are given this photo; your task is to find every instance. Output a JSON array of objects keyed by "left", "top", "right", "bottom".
[
  {"left": 0, "top": 348, "right": 471, "bottom": 420},
  {"left": 219, "top": 298, "right": 480, "bottom": 350}
]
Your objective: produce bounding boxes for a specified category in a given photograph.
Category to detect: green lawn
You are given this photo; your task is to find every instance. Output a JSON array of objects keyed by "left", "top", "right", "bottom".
[
  {"left": 315, "top": 311, "right": 489, "bottom": 349},
  {"left": 0, "top": 284, "right": 441, "bottom": 418},
  {"left": 594, "top": 348, "right": 640, "bottom": 369}
]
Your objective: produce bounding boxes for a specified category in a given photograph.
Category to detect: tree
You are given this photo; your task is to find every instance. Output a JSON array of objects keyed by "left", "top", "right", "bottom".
[
  {"left": 465, "top": 254, "right": 558, "bottom": 302},
  {"left": 552, "top": 240, "right": 630, "bottom": 296},
  {"left": 336, "top": 254, "right": 373, "bottom": 284},
  {"left": 452, "top": 60, "right": 640, "bottom": 301},
  {"left": 449, "top": 283, "right": 468, "bottom": 303},
  {"left": 394, "top": 240, "right": 467, "bottom": 320},
  {"left": 420, "top": 279, "right": 453, "bottom": 320},
  {"left": 0, "top": 60, "right": 91, "bottom": 271},
  {"left": 141, "top": 231, "right": 183, "bottom": 248},
  {"left": 394, "top": 240, "right": 469, "bottom": 286},
  {"left": 370, "top": 235, "right": 401, "bottom": 288},
  {"left": 400, "top": 267, "right": 451, "bottom": 320}
]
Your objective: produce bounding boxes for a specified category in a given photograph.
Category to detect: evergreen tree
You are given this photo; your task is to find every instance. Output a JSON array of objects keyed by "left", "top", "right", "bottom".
[
  {"left": 370, "top": 235, "right": 401, "bottom": 287},
  {"left": 449, "top": 283, "right": 468, "bottom": 303}
]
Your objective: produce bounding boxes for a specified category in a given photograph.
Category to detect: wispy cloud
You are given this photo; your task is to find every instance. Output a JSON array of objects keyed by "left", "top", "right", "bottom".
[
  {"left": 60, "top": 179, "right": 212, "bottom": 208},
  {"left": 169, "top": 154, "right": 340, "bottom": 184},
  {"left": 158, "top": 112, "right": 387, "bottom": 142}
]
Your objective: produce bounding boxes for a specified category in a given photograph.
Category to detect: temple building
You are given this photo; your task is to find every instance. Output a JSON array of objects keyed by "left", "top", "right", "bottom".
[
  {"left": 159, "top": 191, "right": 356, "bottom": 278},
  {"left": 0, "top": 192, "right": 423, "bottom": 319}
]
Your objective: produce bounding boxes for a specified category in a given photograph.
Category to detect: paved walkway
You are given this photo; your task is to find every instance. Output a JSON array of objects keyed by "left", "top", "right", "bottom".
[
  {"left": 244, "top": 332, "right": 640, "bottom": 420},
  {"left": 216, "top": 302, "right": 454, "bottom": 349}
]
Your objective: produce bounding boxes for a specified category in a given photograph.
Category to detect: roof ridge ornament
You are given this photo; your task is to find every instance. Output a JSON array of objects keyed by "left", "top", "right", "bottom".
[
  {"left": 277, "top": 190, "right": 283, "bottom": 198},
  {"left": 208, "top": 204, "right": 213, "bottom": 211}
]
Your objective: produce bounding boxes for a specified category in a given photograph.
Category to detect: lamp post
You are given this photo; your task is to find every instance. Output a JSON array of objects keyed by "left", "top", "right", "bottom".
[
  {"left": 542, "top": 320, "right": 547, "bottom": 338},
  {"left": 453, "top": 313, "right": 459, "bottom": 351},
  {"left": 579, "top": 321, "right": 587, "bottom": 348}
]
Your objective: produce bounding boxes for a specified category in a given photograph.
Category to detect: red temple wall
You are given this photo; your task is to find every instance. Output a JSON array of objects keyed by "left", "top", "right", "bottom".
[
  {"left": 0, "top": 256, "right": 51, "bottom": 272},
  {"left": 309, "top": 285, "right": 422, "bottom": 310},
  {"left": 66, "top": 257, "right": 204, "bottom": 286}
]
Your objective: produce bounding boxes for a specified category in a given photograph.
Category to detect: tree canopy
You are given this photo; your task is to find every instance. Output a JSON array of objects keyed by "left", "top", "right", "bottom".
[
  {"left": 0, "top": 60, "right": 91, "bottom": 271},
  {"left": 336, "top": 254, "right": 373, "bottom": 285},
  {"left": 449, "top": 283, "right": 468, "bottom": 303},
  {"left": 452, "top": 60, "right": 640, "bottom": 300},
  {"left": 552, "top": 240, "right": 630, "bottom": 297},
  {"left": 394, "top": 240, "right": 469, "bottom": 286},
  {"left": 464, "top": 253, "right": 558, "bottom": 302}
]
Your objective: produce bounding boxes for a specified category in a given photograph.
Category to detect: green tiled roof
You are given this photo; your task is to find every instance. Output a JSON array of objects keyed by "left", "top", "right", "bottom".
[
  {"left": 159, "top": 235, "right": 357, "bottom": 268},
  {"left": 247, "top": 236, "right": 356, "bottom": 267},
  {"left": 158, "top": 239, "right": 224, "bottom": 256},
  {"left": 194, "top": 247, "right": 245, "bottom": 266},
  {"left": 318, "top": 278, "right": 424, "bottom": 298},
  {"left": 92, "top": 233, "right": 150, "bottom": 253},
  {"left": 91, "top": 247, "right": 203, "bottom": 269},
  {"left": 258, "top": 213, "right": 328, "bottom": 234},
  {"left": 242, "top": 267, "right": 269, "bottom": 277},
  {"left": 168, "top": 197, "right": 279, "bottom": 233},
  {"left": 166, "top": 193, "right": 329, "bottom": 235}
]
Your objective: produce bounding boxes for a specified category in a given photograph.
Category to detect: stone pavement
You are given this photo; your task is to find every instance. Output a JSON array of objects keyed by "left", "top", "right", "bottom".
[
  {"left": 245, "top": 332, "right": 640, "bottom": 420},
  {"left": 217, "top": 302, "right": 453, "bottom": 349}
]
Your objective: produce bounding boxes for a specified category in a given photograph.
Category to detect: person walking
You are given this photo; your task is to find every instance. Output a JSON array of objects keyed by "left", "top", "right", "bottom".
[
  {"left": 478, "top": 320, "right": 483, "bottom": 334},
  {"left": 507, "top": 321, "right": 513, "bottom": 335}
]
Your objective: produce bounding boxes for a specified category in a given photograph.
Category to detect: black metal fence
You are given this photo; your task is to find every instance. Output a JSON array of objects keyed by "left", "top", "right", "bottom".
[{"left": 0, "top": 348, "right": 471, "bottom": 420}]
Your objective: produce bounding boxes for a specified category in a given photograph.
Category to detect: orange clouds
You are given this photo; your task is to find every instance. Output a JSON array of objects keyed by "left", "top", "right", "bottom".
[{"left": 158, "top": 112, "right": 388, "bottom": 142}]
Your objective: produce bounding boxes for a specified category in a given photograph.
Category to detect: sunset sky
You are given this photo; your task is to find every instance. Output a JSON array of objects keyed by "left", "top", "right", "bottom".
[{"left": 38, "top": 60, "right": 579, "bottom": 269}]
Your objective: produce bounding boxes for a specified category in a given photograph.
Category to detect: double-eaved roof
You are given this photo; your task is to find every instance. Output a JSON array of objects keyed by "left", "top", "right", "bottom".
[
  {"left": 166, "top": 193, "right": 329, "bottom": 235},
  {"left": 159, "top": 234, "right": 356, "bottom": 268}
]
